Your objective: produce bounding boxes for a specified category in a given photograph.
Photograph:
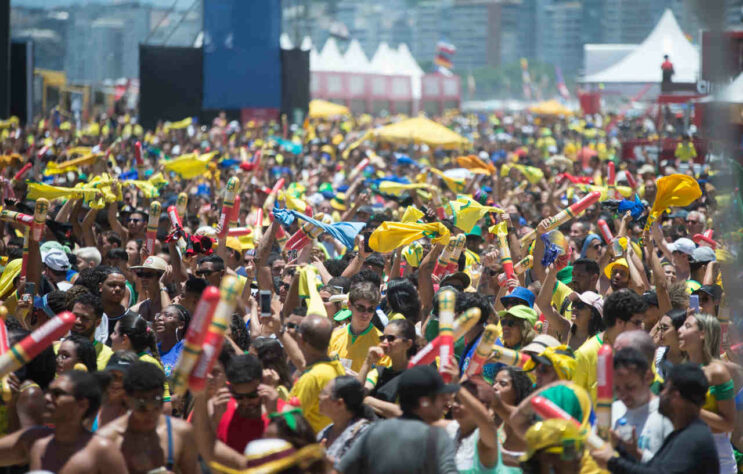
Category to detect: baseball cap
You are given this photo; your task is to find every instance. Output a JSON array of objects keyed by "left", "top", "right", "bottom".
[
  {"left": 397, "top": 365, "right": 459, "bottom": 411},
  {"left": 693, "top": 284, "right": 723, "bottom": 302},
  {"left": 690, "top": 246, "right": 716, "bottom": 264},
  {"left": 104, "top": 352, "right": 135, "bottom": 374},
  {"left": 42, "top": 249, "right": 71, "bottom": 272},
  {"left": 638, "top": 164, "right": 655, "bottom": 176},
  {"left": 501, "top": 286, "right": 535, "bottom": 309},
  {"left": 498, "top": 305, "right": 538, "bottom": 327},
  {"left": 130, "top": 255, "right": 168, "bottom": 272},
  {"left": 668, "top": 238, "right": 696, "bottom": 256},
  {"left": 522, "top": 334, "right": 561, "bottom": 354},
  {"left": 440, "top": 272, "right": 471, "bottom": 292},
  {"left": 523, "top": 345, "right": 577, "bottom": 381},
  {"left": 575, "top": 291, "right": 603, "bottom": 317}
]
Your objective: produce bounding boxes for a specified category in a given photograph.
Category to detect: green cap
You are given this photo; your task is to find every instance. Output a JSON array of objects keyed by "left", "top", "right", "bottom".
[
  {"left": 333, "top": 308, "right": 352, "bottom": 322},
  {"left": 498, "top": 305, "right": 538, "bottom": 327},
  {"left": 467, "top": 224, "right": 482, "bottom": 238}
]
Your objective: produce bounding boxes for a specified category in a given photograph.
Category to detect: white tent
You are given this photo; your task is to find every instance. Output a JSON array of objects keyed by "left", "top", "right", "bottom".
[
  {"left": 343, "top": 39, "right": 372, "bottom": 74},
  {"left": 369, "top": 42, "right": 398, "bottom": 75},
  {"left": 315, "top": 37, "right": 345, "bottom": 72},
  {"left": 583, "top": 9, "right": 699, "bottom": 84},
  {"left": 583, "top": 44, "right": 636, "bottom": 76},
  {"left": 396, "top": 44, "right": 424, "bottom": 100}
]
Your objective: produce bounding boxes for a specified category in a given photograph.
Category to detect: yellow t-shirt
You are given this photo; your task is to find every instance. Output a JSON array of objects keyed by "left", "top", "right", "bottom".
[
  {"left": 95, "top": 341, "right": 113, "bottom": 371},
  {"left": 675, "top": 142, "right": 697, "bottom": 162},
  {"left": 328, "top": 324, "right": 389, "bottom": 373},
  {"left": 573, "top": 333, "right": 603, "bottom": 407},
  {"left": 139, "top": 353, "right": 172, "bottom": 402},
  {"left": 289, "top": 359, "right": 346, "bottom": 433}
]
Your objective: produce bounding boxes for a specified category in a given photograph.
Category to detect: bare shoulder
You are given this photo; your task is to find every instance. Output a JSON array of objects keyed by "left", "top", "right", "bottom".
[
  {"left": 707, "top": 360, "right": 732, "bottom": 384},
  {"left": 169, "top": 416, "right": 195, "bottom": 437},
  {"left": 95, "top": 414, "right": 128, "bottom": 440}
]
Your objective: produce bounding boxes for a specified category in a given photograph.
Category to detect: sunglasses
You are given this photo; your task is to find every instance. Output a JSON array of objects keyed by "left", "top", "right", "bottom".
[
  {"left": 195, "top": 269, "right": 218, "bottom": 277},
  {"left": 130, "top": 395, "right": 164, "bottom": 411},
  {"left": 127, "top": 218, "right": 144, "bottom": 223},
  {"left": 573, "top": 301, "right": 588, "bottom": 311},
  {"left": 284, "top": 322, "right": 298, "bottom": 330},
  {"left": 135, "top": 271, "right": 159, "bottom": 279},
  {"left": 380, "top": 335, "right": 398, "bottom": 343},
  {"left": 501, "top": 318, "right": 519, "bottom": 328},
  {"left": 353, "top": 303, "right": 376, "bottom": 314},
  {"left": 230, "top": 389, "right": 260, "bottom": 400}
]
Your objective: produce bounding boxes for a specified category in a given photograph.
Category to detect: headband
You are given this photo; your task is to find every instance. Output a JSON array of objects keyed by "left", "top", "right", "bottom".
[{"left": 268, "top": 407, "right": 303, "bottom": 431}]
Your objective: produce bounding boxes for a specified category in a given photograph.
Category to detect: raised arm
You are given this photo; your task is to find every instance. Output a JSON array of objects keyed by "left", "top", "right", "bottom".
[{"left": 535, "top": 264, "right": 571, "bottom": 343}]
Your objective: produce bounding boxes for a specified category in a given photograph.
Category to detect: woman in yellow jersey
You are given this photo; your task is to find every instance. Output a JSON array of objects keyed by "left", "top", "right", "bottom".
[{"left": 678, "top": 312, "right": 737, "bottom": 474}]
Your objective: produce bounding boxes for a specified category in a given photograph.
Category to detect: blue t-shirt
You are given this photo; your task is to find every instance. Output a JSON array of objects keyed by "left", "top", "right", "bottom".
[{"left": 158, "top": 340, "right": 184, "bottom": 378}]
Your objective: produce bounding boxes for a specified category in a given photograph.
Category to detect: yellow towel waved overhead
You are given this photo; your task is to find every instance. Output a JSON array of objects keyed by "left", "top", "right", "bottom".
[
  {"left": 369, "top": 221, "right": 450, "bottom": 253},
  {"left": 44, "top": 152, "right": 103, "bottom": 176},
  {"left": 429, "top": 167, "right": 466, "bottom": 193},
  {"left": 126, "top": 172, "right": 169, "bottom": 198},
  {"left": 401, "top": 206, "right": 425, "bottom": 223},
  {"left": 378, "top": 181, "right": 434, "bottom": 197},
  {"left": 448, "top": 195, "right": 504, "bottom": 233},
  {"left": 456, "top": 154, "right": 495, "bottom": 175},
  {"left": 500, "top": 164, "right": 545, "bottom": 184},
  {"left": 163, "top": 151, "right": 219, "bottom": 179},
  {"left": 298, "top": 265, "right": 327, "bottom": 317},
  {"left": 162, "top": 117, "right": 193, "bottom": 133},
  {"left": 645, "top": 174, "right": 702, "bottom": 230}
]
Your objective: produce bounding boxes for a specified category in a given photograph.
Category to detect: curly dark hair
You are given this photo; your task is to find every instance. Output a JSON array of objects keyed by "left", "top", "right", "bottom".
[
  {"left": 229, "top": 313, "right": 250, "bottom": 351},
  {"left": 495, "top": 366, "right": 534, "bottom": 405},
  {"left": 603, "top": 289, "right": 648, "bottom": 328},
  {"left": 455, "top": 292, "right": 492, "bottom": 326}
]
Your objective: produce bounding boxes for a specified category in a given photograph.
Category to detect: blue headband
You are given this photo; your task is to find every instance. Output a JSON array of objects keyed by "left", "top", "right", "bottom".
[{"left": 580, "top": 234, "right": 601, "bottom": 259}]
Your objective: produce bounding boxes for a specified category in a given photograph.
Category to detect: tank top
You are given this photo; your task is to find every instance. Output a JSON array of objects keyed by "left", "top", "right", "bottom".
[{"left": 445, "top": 421, "right": 500, "bottom": 474}]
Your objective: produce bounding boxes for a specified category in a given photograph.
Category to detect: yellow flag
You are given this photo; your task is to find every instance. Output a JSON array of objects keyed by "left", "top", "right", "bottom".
[
  {"left": 456, "top": 155, "right": 495, "bottom": 175},
  {"left": 429, "top": 167, "right": 465, "bottom": 193},
  {"left": 298, "top": 265, "right": 327, "bottom": 317},
  {"left": 369, "top": 221, "right": 450, "bottom": 253},
  {"left": 401, "top": 206, "right": 424, "bottom": 223},
  {"left": 163, "top": 117, "right": 193, "bottom": 133},
  {"left": 501, "top": 164, "right": 544, "bottom": 184},
  {"left": 126, "top": 173, "right": 169, "bottom": 198},
  {"left": 163, "top": 151, "right": 219, "bottom": 179},
  {"left": 448, "top": 195, "right": 504, "bottom": 233},
  {"left": 44, "top": 152, "right": 103, "bottom": 176},
  {"left": 649, "top": 174, "right": 702, "bottom": 221},
  {"left": 0, "top": 259, "right": 22, "bottom": 301},
  {"left": 378, "top": 181, "right": 433, "bottom": 197}
]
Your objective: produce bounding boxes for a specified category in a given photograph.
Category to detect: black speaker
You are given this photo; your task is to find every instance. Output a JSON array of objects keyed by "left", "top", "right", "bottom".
[
  {"left": 10, "top": 40, "right": 33, "bottom": 124},
  {"left": 139, "top": 45, "right": 203, "bottom": 131},
  {"left": 0, "top": 0, "right": 10, "bottom": 118},
  {"left": 281, "top": 48, "right": 310, "bottom": 123}
]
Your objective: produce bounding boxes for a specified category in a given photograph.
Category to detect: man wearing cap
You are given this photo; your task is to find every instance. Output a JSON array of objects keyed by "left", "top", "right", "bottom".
[
  {"left": 523, "top": 344, "right": 577, "bottom": 388},
  {"left": 689, "top": 246, "right": 716, "bottom": 288},
  {"left": 664, "top": 237, "right": 696, "bottom": 282},
  {"left": 592, "top": 363, "right": 719, "bottom": 474},
  {"left": 130, "top": 255, "right": 170, "bottom": 322},
  {"left": 337, "top": 365, "right": 459, "bottom": 473},
  {"left": 574, "top": 289, "right": 648, "bottom": 405},
  {"left": 41, "top": 248, "right": 72, "bottom": 293}
]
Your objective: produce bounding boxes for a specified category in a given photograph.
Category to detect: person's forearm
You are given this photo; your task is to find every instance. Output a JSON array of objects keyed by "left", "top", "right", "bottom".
[
  {"left": 363, "top": 396, "right": 402, "bottom": 418},
  {"left": 341, "top": 254, "right": 363, "bottom": 278},
  {"left": 357, "top": 359, "right": 373, "bottom": 385},
  {"left": 191, "top": 393, "right": 216, "bottom": 462},
  {"left": 255, "top": 220, "right": 278, "bottom": 268},
  {"left": 700, "top": 407, "right": 736, "bottom": 433},
  {"left": 81, "top": 207, "right": 99, "bottom": 247},
  {"left": 279, "top": 332, "right": 305, "bottom": 372},
  {"left": 282, "top": 273, "right": 300, "bottom": 319},
  {"left": 457, "top": 386, "right": 497, "bottom": 449}
]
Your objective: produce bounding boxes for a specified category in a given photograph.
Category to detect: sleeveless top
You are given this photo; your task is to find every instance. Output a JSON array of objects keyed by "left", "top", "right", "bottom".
[{"left": 445, "top": 421, "right": 500, "bottom": 474}]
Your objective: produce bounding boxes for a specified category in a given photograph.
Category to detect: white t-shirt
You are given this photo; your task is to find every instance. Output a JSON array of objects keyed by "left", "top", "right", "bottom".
[{"left": 612, "top": 396, "right": 674, "bottom": 462}]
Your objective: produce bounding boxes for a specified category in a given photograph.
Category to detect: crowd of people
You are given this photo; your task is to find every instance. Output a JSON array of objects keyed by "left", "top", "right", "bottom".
[{"left": 0, "top": 107, "right": 739, "bottom": 474}]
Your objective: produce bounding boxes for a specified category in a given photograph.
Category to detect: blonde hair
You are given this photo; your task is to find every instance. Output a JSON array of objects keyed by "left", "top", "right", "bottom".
[
  {"left": 692, "top": 313, "right": 720, "bottom": 365},
  {"left": 519, "top": 319, "right": 536, "bottom": 348}
]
